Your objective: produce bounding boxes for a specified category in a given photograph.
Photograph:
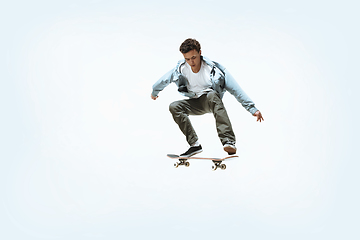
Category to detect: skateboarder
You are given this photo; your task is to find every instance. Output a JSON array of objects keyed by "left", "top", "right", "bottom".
[{"left": 151, "top": 38, "right": 263, "bottom": 157}]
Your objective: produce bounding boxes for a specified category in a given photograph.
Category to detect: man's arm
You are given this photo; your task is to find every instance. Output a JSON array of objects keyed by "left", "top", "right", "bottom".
[
  {"left": 223, "top": 69, "right": 257, "bottom": 113},
  {"left": 151, "top": 68, "right": 175, "bottom": 100},
  {"left": 223, "top": 69, "right": 264, "bottom": 122}
]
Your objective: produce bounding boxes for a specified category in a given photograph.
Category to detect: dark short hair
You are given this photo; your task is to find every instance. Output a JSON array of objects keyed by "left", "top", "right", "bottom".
[{"left": 179, "top": 38, "right": 201, "bottom": 53}]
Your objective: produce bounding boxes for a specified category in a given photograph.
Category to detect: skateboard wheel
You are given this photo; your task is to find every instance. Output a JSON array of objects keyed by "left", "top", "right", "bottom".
[
  {"left": 185, "top": 161, "right": 190, "bottom": 167},
  {"left": 212, "top": 165, "right": 217, "bottom": 171},
  {"left": 220, "top": 164, "right": 226, "bottom": 170},
  {"left": 174, "top": 163, "right": 179, "bottom": 168}
]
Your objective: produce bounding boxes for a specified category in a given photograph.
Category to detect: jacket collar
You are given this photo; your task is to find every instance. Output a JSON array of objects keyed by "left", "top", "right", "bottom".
[{"left": 176, "top": 55, "right": 216, "bottom": 72}]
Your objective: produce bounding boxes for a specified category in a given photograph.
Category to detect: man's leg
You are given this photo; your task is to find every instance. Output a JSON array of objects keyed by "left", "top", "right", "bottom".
[
  {"left": 169, "top": 97, "right": 208, "bottom": 146},
  {"left": 205, "top": 91, "right": 236, "bottom": 147}
]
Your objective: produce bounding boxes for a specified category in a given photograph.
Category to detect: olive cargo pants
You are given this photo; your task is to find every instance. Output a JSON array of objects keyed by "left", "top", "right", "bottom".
[{"left": 169, "top": 91, "right": 236, "bottom": 146}]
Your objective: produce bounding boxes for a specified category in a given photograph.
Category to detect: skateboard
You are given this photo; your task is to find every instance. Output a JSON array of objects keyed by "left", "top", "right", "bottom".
[{"left": 167, "top": 154, "right": 238, "bottom": 171}]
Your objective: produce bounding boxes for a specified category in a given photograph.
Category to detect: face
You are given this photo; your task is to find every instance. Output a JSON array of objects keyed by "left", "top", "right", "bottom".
[{"left": 182, "top": 49, "right": 202, "bottom": 72}]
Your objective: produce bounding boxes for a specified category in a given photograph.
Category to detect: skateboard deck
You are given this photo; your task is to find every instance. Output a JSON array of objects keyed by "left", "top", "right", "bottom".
[{"left": 167, "top": 154, "right": 238, "bottom": 171}]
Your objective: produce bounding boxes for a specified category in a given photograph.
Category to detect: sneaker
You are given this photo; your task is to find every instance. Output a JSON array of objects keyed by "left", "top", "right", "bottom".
[
  {"left": 180, "top": 145, "right": 203, "bottom": 157},
  {"left": 223, "top": 142, "right": 237, "bottom": 155}
]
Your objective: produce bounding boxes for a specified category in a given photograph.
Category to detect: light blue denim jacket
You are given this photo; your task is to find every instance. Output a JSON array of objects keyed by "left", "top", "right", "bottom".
[{"left": 152, "top": 56, "right": 258, "bottom": 115}]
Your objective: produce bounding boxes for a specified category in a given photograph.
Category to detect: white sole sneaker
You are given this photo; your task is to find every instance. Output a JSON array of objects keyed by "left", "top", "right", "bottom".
[
  {"left": 180, "top": 145, "right": 203, "bottom": 157},
  {"left": 223, "top": 144, "right": 237, "bottom": 155},
  {"left": 187, "top": 149, "right": 203, "bottom": 157}
]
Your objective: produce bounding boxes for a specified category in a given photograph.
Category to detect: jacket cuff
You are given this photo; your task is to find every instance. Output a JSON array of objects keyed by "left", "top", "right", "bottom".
[
  {"left": 249, "top": 107, "right": 259, "bottom": 115},
  {"left": 151, "top": 90, "right": 159, "bottom": 97}
]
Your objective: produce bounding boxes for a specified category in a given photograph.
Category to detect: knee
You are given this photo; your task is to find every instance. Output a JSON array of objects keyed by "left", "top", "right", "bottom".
[
  {"left": 169, "top": 101, "right": 180, "bottom": 114},
  {"left": 207, "top": 91, "right": 222, "bottom": 105},
  {"left": 207, "top": 91, "right": 220, "bottom": 101}
]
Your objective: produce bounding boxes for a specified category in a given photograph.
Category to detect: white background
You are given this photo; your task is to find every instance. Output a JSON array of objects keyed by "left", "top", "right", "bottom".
[{"left": 1, "top": 0, "right": 359, "bottom": 239}]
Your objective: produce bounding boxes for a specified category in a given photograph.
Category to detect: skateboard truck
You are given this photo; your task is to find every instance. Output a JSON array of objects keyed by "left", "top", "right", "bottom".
[
  {"left": 174, "top": 158, "right": 190, "bottom": 168},
  {"left": 211, "top": 160, "right": 226, "bottom": 171}
]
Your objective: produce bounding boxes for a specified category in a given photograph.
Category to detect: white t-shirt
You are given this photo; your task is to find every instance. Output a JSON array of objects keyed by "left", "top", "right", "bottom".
[{"left": 180, "top": 60, "right": 212, "bottom": 98}]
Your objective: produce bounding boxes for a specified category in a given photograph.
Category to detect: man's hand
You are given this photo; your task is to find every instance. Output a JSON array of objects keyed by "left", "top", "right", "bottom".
[
  {"left": 151, "top": 94, "right": 158, "bottom": 100},
  {"left": 253, "top": 110, "right": 264, "bottom": 122}
]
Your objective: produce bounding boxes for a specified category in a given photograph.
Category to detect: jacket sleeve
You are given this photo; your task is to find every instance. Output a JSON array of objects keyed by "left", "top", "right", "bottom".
[
  {"left": 151, "top": 68, "right": 176, "bottom": 97},
  {"left": 224, "top": 69, "right": 258, "bottom": 115}
]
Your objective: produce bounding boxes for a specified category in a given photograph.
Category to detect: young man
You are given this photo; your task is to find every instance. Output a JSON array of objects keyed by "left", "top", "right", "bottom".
[{"left": 151, "top": 38, "right": 263, "bottom": 157}]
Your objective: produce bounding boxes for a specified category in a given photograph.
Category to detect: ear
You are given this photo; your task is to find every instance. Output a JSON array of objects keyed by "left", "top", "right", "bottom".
[{"left": 199, "top": 50, "right": 202, "bottom": 55}]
